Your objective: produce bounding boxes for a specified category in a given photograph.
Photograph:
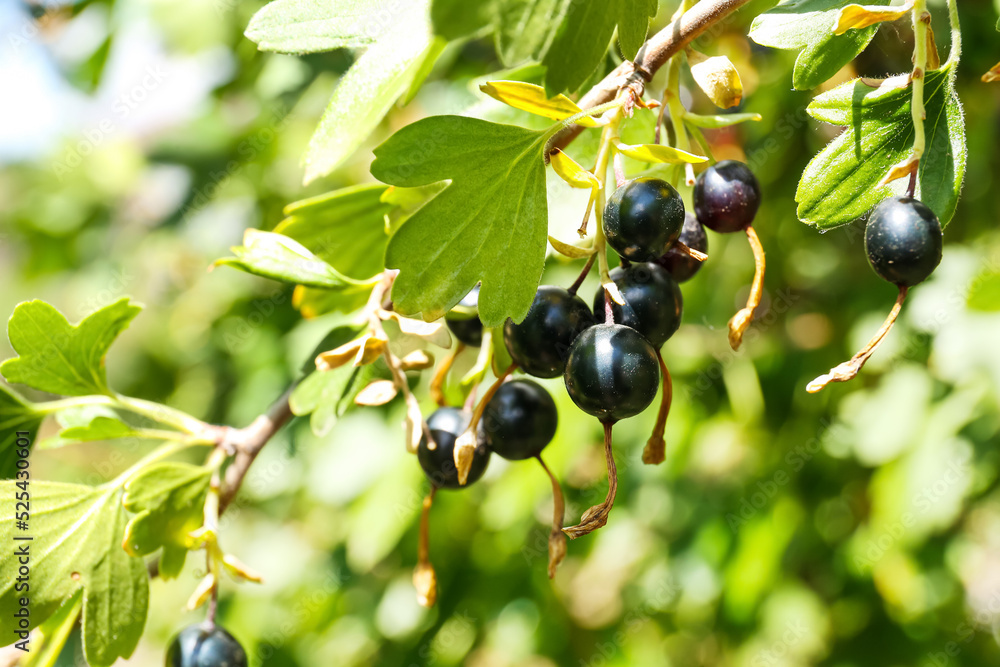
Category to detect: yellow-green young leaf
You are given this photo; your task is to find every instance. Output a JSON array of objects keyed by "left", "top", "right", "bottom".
[
  {"left": 549, "top": 149, "right": 600, "bottom": 189},
  {"left": 834, "top": 3, "right": 912, "bottom": 34},
  {"left": 372, "top": 116, "right": 551, "bottom": 327},
  {"left": 0, "top": 482, "right": 148, "bottom": 667},
  {"left": 749, "top": 0, "right": 890, "bottom": 90},
  {"left": 795, "top": 65, "right": 966, "bottom": 229},
  {"left": 216, "top": 230, "right": 374, "bottom": 289},
  {"left": 302, "top": 2, "right": 434, "bottom": 183},
  {"left": 60, "top": 416, "right": 138, "bottom": 441},
  {"left": 0, "top": 384, "right": 42, "bottom": 479},
  {"left": 22, "top": 589, "right": 82, "bottom": 667},
  {"left": 616, "top": 142, "right": 709, "bottom": 165},
  {"left": 1, "top": 298, "right": 141, "bottom": 398},
  {"left": 122, "top": 463, "right": 211, "bottom": 580},
  {"left": 684, "top": 112, "right": 763, "bottom": 129},
  {"left": 480, "top": 81, "right": 599, "bottom": 127},
  {"left": 276, "top": 184, "right": 394, "bottom": 281},
  {"left": 548, "top": 235, "right": 596, "bottom": 258}
]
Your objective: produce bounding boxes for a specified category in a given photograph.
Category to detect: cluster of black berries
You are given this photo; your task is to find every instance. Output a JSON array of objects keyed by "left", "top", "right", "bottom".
[
  {"left": 808, "top": 195, "right": 942, "bottom": 391},
  {"left": 413, "top": 161, "right": 764, "bottom": 603},
  {"left": 166, "top": 623, "right": 247, "bottom": 667}
]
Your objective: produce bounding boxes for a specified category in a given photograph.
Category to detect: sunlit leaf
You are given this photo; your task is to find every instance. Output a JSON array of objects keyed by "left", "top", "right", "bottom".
[
  {"left": 683, "top": 112, "right": 763, "bottom": 129},
  {"left": 616, "top": 142, "right": 709, "bottom": 165},
  {"left": 480, "top": 81, "right": 599, "bottom": 127},
  {"left": 796, "top": 65, "right": 966, "bottom": 228},
  {"left": 372, "top": 116, "right": 551, "bottom": 327},
  {"left": 1, "top": 299, "right": 141, "bottom": 397},
  {"left": 122, "top": 463, "right": 211, "bottom": 579},
  {"left": 216, "top": 230, "right": 374, "bottom": 289},
  {"left": 0, "top": 482, "right": 148, "bottom": 667},
  {"left": 749, "top": 0, "right": 890, "bottom": 90}
]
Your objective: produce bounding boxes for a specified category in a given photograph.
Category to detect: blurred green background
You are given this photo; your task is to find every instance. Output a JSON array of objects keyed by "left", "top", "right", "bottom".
[{"left": 2, "top": 0, "right": 1000, "bottom": 665}]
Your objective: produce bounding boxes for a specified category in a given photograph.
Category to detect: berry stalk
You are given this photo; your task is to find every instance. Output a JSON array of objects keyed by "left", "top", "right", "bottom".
[
  {"left": 536, "top": 455, "right": 567, "bottom": 578},
  {"left": 807, "top": 285, "right": 909, "bottom": 393},
  {"left": 413, "top": 487, "right": 438, "bottom": 607},
  {"left": 643, "top": 352, "right": 673, "bottom": 465},
  {"left": 728, "top": 225, "right": 766, "bottom": 350},
  {"left": 564, "top": 422, "right": 618, "bottom": 539}
]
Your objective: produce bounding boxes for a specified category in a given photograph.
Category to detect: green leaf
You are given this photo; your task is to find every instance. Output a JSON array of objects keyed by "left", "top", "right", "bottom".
[
  {"left": 431, "top": 0, "right": 494, "bottom": 39},
  {"left": 292, "top": 286, "right": 372, "bottom": 318},
  {"left": 302, "top": 2, "right": 433, "bottom": 183},
  {"left": 684, "top": 112, "right": 763, "bottom": 129},
  {"left": 371, "top": 116, "right": 550, "bottom": 327},
  {"left": 0, "top": 384, "right": 42, "bottom": 479},
  {"left": 22, "top": 589, "right": 83, "bottom": 667},
  {"left": 246, "top": 0, "right": 399, "bottom": 53},
  {"left": 1, "top": 298, "right": 141, "bottom": 397},
  {"left": 0, "top": 482, "right": 148, "bottom": 667},
  {"left": 541, "top": 0, "right": 658, "bottom": 94},
  {"left": 39, "top": 405, "right": 120, "bottom": 450},
  {"left": 967, "top": 271, "right": 1000, "bottom": 312},
  {"left": 122, "top": 463, "right": 211, "bottom": 580},
  {"left": 490, "top": 326, "right": 514, "bottom": 377},
  {"left": 275, "top": 184, "right": 393, "bottom": 281},
  {"left": 216, "top": 230, "right": 374, "bottom": 289},
  {"left": 292, "top": 325, "right": 367, "bottom": 436},
  {"left": 60, "top": 416, "right": 138, "bottom": 441},
  {"left": 494, "top": 0, "right": 570, "bottom": 66},
  {"left": 749, "top": 0, "right": 889, "bottom": 90},
  {"left": 796, "top": 67, "right": 966, "bottom": 228}
]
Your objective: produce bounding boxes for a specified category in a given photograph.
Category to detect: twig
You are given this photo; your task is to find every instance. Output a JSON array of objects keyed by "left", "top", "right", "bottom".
[{"left": 549, "top": 0, "right": 755, "bottom": 155}]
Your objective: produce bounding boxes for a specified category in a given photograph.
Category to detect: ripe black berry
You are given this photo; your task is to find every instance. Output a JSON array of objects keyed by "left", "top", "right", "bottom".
[
  {"left": 865, "top": 197, "right": 943, "bottom": 287},
  {"left": 445, "top": 285, "right": 483, "bottom": 347},
  {"left": 418, "top": 408, "right": 490, "bottom": 489},
  {"left": 658, "top": 212, "right": 708, "bottom": 282},
  {"left": 693, "top": 160, "right": 761, "bottom": 233},
  {"left": 479, "top": 379, "right": 558, "bottom": 460},
  {"left": 504, "top": 286, "right": 596, "bottom": 378},
  {"left": 563, "top": 324, "right": 660, "bottom": 422},
  {"left": 603, "top": 178, "right": 685, "bottom": 261},
  {"left": 166, "top": 623, "right": 247, "bottom": 667},
  {"left": 591, "top": 263, "right": 682, "bottom": 348}
]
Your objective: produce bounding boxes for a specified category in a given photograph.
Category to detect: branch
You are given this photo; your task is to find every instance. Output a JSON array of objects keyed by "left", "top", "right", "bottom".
[
  {"left": 549, "top": 0, "right": 755, "bottom": 154},
  {"left": 219, "top": 385, "right": 296, "bottom": 513}
]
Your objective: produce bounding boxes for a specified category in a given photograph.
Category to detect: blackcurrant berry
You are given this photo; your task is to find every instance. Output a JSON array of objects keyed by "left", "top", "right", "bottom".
[
  {"left": 591, "top": 263, "right": 682, "bottom": 348},
  {"left": 693, "top": 160, "right": 761, "bottom": 233},
  {"left": 504, "top": 286, "right": 596, "bottom": 378},
  {"left": 166, "top": 623, "right": 247, "bottom": 667},
  {"left": 479, "top": 379, "right": 558, "bottom": 460},
  {"left": 865, "top": 197, "right": 943, "bottom": 287},
  {"left": 418, "top": 408, "right": 490, "bottom": 489},
  {"left": 658, "top": 212, "right": 708, "bottom": 282},
  {"left": 563, "top": 324, "right": 660, "bottom": 422},
  {"left": 603, "top": 178, "right": 685, "bottom": 262},
  {"left": 445, "top": 285, "right": 483, "bottom": 347}
]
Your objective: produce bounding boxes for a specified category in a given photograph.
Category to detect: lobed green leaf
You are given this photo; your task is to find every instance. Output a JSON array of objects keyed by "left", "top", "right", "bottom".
[
  {"left": 1, "top": 298, "right": 141, "bottom": 398},
  {"left": 0, "top": 482, "right": 148, "bottom": 667},
  {"left": 371, "top": 115, "right": 551, "bottom": 327}
]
